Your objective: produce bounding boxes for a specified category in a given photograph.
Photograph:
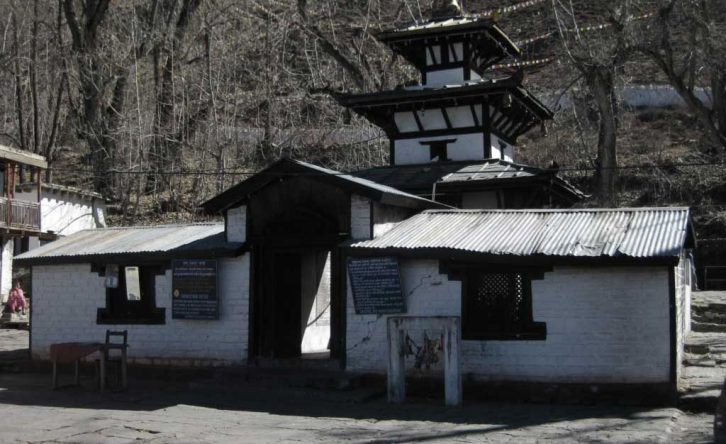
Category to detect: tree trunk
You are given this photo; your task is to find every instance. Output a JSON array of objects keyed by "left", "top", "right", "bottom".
[
  {"left": 712, "top": 70, "right": 726, "bottom": 145},
  {"left": 587, "top": 68, "right": 618, "bottom": 204}
]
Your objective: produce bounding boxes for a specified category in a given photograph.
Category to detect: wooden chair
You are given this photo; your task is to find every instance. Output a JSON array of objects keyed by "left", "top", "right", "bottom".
[{"left": 97, "top": 330, "right": 128, "bottom": 390}]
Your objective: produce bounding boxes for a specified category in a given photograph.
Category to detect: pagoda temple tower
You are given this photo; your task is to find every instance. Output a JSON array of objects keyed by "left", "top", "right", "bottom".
[{"left": 341, "top": 6, "right": 584, "bottom": 208}]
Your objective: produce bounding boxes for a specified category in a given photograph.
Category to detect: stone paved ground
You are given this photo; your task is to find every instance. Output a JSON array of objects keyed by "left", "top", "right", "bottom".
[{"left": 0, "top": 328, "right": 716, "bottom": 443}]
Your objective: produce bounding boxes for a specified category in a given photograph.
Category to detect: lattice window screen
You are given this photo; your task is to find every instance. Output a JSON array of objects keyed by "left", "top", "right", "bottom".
[{"left": 472, "top": 273, "right": 525, "bottom": 325}]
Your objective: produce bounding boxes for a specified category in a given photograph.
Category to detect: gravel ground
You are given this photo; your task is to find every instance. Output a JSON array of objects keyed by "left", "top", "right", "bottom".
[{"left": 0, "top": 328, "right": 715, "bottom": 443}]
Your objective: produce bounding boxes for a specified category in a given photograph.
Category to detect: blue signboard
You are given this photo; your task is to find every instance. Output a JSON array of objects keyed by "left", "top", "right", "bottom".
[
  {"left": 172, "top": 259, "right": 219, "bottom": 320},
  {"left": 348, "top": 256, "right": 405, "bottom": 315}
]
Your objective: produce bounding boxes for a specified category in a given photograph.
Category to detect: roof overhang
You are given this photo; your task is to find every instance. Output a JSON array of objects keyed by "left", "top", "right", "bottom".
[
  {"left": 346, "top": 246, "right": 683, "bottom": 266},
  {"left": 438, "top": 174, "right": 586, "bottom": 202},
  {"left": 0, "top": 145, "right": 47, "bottom": 169},
  {"left": 377, "top": 20, "right": 520, "bottom": 71},
  {"left": 336, "top": 79, "right": 552, "bottom": 142},
  {"left": 15, "top": 243, "right": 247, "bottom": 266},
  {"left": 201, "top": 158, "right": 450, "bottom": 214}
]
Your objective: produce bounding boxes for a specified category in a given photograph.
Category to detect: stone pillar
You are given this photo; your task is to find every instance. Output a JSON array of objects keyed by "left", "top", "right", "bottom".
[
  {"left": 443, "top": 318, "right": 462, "bottom": 406},
  {"left": 387, "top": 316, "right": 462, "bottom": 406},
  {"left": 387, "top": 325, "right": 406, "bottom": 403},
  {"left": 0, "top": 236, "right": 14, "bottom": 302}
]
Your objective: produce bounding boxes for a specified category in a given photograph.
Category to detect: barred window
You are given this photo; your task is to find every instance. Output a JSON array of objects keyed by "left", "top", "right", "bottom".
[{"left": 462, "top": 271, "right": 546, "bottom": 340}]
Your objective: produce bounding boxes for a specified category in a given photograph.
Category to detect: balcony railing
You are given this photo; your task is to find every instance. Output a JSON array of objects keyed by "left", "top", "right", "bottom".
[{"left": 0, "top": 197, "right": 40, "bottom": 232}]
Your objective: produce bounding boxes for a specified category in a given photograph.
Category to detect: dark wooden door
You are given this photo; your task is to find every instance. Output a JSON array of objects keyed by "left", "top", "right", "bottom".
[{"left": 272, "top": 252, "right": 302, "bottom": 358}]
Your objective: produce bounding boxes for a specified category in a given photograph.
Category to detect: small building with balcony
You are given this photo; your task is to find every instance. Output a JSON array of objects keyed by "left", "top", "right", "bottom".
[
  {"left": 0, "top": 144, "right": 46, "bottom": 300},
  {"left": 0, "top": 144, "right": 106, "bottom": 303}
]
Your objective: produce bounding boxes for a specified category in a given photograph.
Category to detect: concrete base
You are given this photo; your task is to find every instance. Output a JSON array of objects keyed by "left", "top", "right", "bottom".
[{"left": 387, "top": 316, "right": 461, "bottom": 406}]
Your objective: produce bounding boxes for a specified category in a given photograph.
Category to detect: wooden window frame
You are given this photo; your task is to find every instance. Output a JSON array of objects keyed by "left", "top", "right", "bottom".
[
  {"left": 96, "top": 264, "right": 166, "bottom": 325},
  {"left": 461, "top": 270, "right": 546, "bottom": 341}
]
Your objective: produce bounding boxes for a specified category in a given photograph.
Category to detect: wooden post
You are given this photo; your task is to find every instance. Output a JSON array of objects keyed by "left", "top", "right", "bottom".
[
  {"left": 99, "top": 352, "right": 106, "bottom": 393},
  {"left": 36, "top": 167, "right": 42, "bottom": 203},
  {"left": 387, "top": 319, "right": 406, "bottom": 404},
  {"left": 443, "top": 318, "right": 462, "bottom": 407},
  {"left": 121, "top": 346, "right": 128, "bottom": 390}
]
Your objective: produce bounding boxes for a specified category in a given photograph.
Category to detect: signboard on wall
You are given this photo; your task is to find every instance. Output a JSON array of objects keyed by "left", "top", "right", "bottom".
[
  {"left": 172, "top": 259, "right": 219, "bottom": 320},
  {"left": 348, "top": 256, "right": 405, "bottom": 315}
]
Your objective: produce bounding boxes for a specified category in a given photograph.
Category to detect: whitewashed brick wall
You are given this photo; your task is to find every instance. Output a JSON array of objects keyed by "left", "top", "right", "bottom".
[
  {"left": 31, "top": 254, "right": 250, "bottom": 366},
  {"left": 15, "top": 188, "right": 106, "bottom": 235},
  {"left": 674, "top": 252, "right": 691, "bottom": 384},
  {"left": 346, "top": 259, "right": 673, "bottom": 383},
  {"left": 350, "top": 194, "right": 371, "bottom": 240},
  {"left": 226, "top": 205, "right": 246, "bottom": 243}
]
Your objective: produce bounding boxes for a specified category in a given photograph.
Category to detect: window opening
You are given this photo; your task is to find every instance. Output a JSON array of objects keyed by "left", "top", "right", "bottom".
[
  {"left": 97, "top": 264, "right": 165, "bottom": 324},
  {"left": 462, "top": 271, "right": 545, "bottom": 340},
  {"left": 420, "top": 138, "right": 456, "bottom": 162}
]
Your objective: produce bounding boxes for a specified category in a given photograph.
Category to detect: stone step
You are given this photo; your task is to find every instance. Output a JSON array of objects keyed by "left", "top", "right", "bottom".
[
  {"left": 692, "top": 303, "right": 726, "bottom": 316},
  {"left": 683, "top": 353, "right": 716, "bottom": 367},
  {"left": 678, "top": 365, "right": 726, "bottom": 413},
  {"left": 678, "top": 389, "right": 720, "bottom": 413},
  {"left": 691, "top": 321, "right": 726, "bottom": 333},
  {"left": 692, "top": 311, "right": 726, "bottom": 324},
  {"left": 685, "top": 342, "right": 711, "bottom": 355}
]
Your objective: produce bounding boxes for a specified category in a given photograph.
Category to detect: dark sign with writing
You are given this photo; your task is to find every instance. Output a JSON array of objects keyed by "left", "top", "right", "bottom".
[
  {"left": 348, "top": 257, "right": 405, "bottom": 315},
  {"left": 172, "top": 259, "right": 219, "bottom": 320}
]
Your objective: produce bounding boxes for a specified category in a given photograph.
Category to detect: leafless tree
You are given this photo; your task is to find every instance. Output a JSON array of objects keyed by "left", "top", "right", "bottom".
[
  {"left": 638, "top": 0, "right": 726, "bottom": 150},
  {"left": 551, "top": 1, "right": 639, "bottom": 203}
]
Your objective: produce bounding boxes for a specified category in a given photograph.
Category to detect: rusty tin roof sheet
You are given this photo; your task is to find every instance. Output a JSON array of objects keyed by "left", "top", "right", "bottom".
[{"left": 351, "top": 208, "right": 693, "bottom": 260}]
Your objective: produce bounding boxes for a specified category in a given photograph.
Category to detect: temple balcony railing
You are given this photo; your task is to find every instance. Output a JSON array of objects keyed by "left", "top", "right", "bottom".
[{"left": 0, "top": 197, "right": 41, "bottom": 232}]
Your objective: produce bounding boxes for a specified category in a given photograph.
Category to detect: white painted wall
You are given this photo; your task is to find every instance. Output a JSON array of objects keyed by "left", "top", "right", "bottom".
[
  {"left": 426, "top": 68, "right": 466, "bottom": 86},
  {"left": 226, "top": 205, "right": 246, "bottom": 243},
  {"left": 350, "top": 194, "right": 371, "bottom": 240},
  {"left": 491, "top": 134, "right": 515, "bottom": 162},
  {"left": 346, "top": 260, "right": 673, "bottom": 383},
  {"left": 0, "top": 237, "right": 13, "bottom": 302},
  {"left": 394, "top": 133, "right": 484, "bottom": 165},
  {"left": 30, "top": 255, "right": 250, "bottom": 366},
  {"left": 674, "top": 252, "right": 691, "bottom": 384},
  {"left": 33, "top": 190, "right": 106, "bottom": 235}
]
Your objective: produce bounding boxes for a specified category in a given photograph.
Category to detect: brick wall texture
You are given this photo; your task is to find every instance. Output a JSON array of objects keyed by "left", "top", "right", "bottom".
[
  {"left": 347, "top": 259, "right": 679, "bottom": 383},
  {"left": 31, "top": 254, "right": 249, "bottom": 366}
]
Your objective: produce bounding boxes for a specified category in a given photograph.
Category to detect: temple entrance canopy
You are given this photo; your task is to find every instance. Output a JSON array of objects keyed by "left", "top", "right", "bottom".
[{"left": 201, "top": 159, "right": 445, "bottom": 364}]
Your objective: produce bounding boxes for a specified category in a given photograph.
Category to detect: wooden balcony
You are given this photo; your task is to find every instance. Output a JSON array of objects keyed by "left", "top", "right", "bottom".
[{"left": 0, "top": 197, "right": 40, "bottom": 233}]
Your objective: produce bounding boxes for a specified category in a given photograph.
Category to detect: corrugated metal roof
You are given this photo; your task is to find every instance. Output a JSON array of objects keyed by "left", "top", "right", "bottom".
[
  {"left": 202, "top": 158, "right": 449, "bottom": 214},
  {"left": 439, "top": 160, "right": 541, "bottom": 182},
  {"left": 352, "top": 159, "right": 586, "bottom": 201},
  {"left": 15, "top": 223, "right": 235, "bottom": 261},
  {"left": 352, "top": 208, "right": 692, "bottom": 260}
]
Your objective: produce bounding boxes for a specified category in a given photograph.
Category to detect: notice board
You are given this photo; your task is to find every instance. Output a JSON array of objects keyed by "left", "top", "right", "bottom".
[
  {"left": 348, "top": 257, "right": 405, "bottom": 315},
  {"left": 172, "top": 259, "right": 219, "bottom": 320}
]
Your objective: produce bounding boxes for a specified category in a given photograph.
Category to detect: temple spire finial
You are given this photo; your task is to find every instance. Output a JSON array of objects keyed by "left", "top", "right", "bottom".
[{"left": 430, "top": 0, "right": 463, "bottom": 19}]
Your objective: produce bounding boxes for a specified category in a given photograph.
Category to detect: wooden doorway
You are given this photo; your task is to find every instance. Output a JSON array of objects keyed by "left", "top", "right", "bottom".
[{"left": 271, "top": 252, "right": 302, "bottom": 358}]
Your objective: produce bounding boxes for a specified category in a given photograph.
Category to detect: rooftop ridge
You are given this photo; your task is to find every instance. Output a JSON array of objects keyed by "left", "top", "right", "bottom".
[
  {"left": 76, "top": 222, "right": 223, "bottom": 232},
  {"left": 422, "top": 207, "right": 690, "bottom": 214}
]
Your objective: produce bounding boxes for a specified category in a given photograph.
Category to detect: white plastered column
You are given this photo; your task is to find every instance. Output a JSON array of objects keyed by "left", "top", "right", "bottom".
[{"left": 0, "top": 237, "right": 14, "bottom": 302}]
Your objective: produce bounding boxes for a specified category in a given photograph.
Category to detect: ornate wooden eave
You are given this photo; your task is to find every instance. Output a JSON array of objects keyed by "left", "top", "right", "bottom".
[
  {"left": 376, "top": 18, "right": 519, "bottom": 72},
  {"left": 336, "top": 79, "right": 552, "bottom": 143}
]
